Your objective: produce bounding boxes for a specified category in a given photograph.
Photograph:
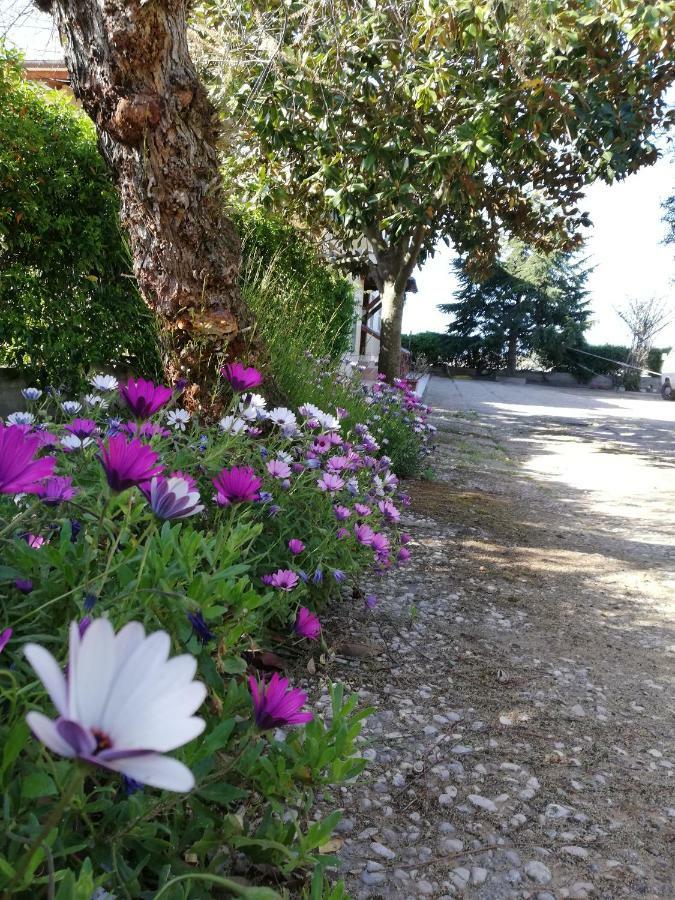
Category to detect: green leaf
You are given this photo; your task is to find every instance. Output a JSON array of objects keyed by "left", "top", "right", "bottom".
[{"left": 21, "top": 771, "right": 58, "bottom": 799}]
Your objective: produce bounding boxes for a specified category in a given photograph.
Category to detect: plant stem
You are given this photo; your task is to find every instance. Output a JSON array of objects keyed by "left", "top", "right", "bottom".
[{"left": 153, "top": 873, "right": 280, "bottom": 899}]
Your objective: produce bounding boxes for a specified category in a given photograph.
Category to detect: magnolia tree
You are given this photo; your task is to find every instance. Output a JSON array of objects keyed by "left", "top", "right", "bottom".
[
  {"left": 34, "top": 0, "right": 254, "bottom": 405},
  {"left": 196, "top": 0, "right": 675, "bottom": 380}
]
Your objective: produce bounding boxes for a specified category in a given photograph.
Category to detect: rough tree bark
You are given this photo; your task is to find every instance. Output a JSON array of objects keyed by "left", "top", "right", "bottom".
[{"left": 36, "top": 0, "right": 254, "bottom": 408}]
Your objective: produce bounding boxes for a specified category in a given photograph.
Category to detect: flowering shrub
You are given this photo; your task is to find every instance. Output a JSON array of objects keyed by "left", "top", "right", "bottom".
[{"left": 0, "top": 366, "right": 432, "bottom": 897}]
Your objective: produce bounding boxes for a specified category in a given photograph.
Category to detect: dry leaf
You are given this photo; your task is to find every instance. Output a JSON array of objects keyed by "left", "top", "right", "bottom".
[
  {"left": 319, "top": 837, "right": 344, "bottom": 854},
  {"left": 335, "top": 641, "right": 381, "bottom": 658},
  {"left": 307, "top": 657, "right": 316, "bottom": 674}
]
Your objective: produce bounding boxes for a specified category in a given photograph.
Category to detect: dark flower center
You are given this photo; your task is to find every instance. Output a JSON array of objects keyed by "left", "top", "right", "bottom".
[{"left": 92, "top": 728, "right": 112, "bottom": 752}]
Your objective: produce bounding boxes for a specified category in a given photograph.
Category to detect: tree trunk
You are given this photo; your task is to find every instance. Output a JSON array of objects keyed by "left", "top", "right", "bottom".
[
  {"left": 38, "top": 0, "right": 254, "bottom": 408},
  {"left": 372, "top": 226, "right": 427, "bottom": 382},
  {"left": 377, "top": 277, "right": 406, "bottom": 383},
  {"left": 506, "top": 330, "right": 518, "bottom": 376}
]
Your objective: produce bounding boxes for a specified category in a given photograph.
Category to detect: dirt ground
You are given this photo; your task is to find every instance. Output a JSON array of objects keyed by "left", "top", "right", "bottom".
[{"left": 316, "top": 377, "right": 674, "bottom": 899}]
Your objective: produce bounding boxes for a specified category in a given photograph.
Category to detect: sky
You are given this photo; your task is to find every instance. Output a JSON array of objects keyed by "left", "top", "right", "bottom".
[{"left": 3, "top": 2, "right": 674, "bottom": 356}]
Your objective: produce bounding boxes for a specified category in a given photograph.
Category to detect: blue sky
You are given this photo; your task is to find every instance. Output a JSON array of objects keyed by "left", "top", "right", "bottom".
[{"left": 3, "top": 2, "right": 674, "bottom": 353}]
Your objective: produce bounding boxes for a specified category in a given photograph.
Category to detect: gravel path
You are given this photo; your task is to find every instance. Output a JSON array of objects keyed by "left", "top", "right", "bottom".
[{"left": 316, "top": 378, "right": 674, "bottom": 899}]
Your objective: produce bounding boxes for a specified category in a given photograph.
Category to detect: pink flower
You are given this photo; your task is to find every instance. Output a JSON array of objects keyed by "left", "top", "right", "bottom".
[
  {"left": 354, "top": 523, "right": 375, "bottom": 546},
  {"left": 266, "top": 459, "right": 292, "bottom": 479},
  {"left": 36, "top": 475, "right": 78, "bottom": 505},
  {"left": 98, "top": 435, "right": 163, "bottom": 492},
  {"left": 294, "top": 607, "right": 321, "bottom": 640},
  {"left": 249, "top": 672, "right": 313, "bottom": 729},
  {"left": 326, "top": 455, "right": 349, "bottom": 472},
  {"left": 354, "top": 503, "right": 372, "bottom": 517},
  {"left": 0, "top": 627, "right": 13, "bottom": 653},
  {"left": 269, "top": 569, "right": 299, "bottom": 591},
  {"left": 119, "top": 377, "right": 172, "bottom": 419},
  {"left": 213, "top": 466, "right": 262, "bottom": 505},
  {"left": 220, "top": 362, "right": 263, "bottom": 393},
  {"left": 288, "top": 539, "right": 305, "bottom": 555},
  {"left": 317, "top": 473, "right": 344, "bottom": 493},
  {"left": 336, "top": 527, "right": 349, "bottom": 540},
  {"left": 397, "top": 547, "right": 411, "bottom": 564},
  {"left": 0, "top": 424, "right": 56, "bottom": 494},
  {"left": 24, "top": 533, "right": 45, "bottom": 549},
  {"left": 400, "top": 532, "right": 411, "bottom": 544}
]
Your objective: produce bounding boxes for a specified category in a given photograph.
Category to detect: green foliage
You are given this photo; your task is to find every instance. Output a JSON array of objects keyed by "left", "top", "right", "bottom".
[
  {"left": 441, "top": 241, "right": 591, "bottom": 371},
  {"left": 0, "top": 46, "right": 163, "bottom": 390},
  {"left": 561, "top": 343, "right": 669, "bottom": 382},
  {"left": 199, "top": 0, "right": 674, "bottom": 268},
  {"left": 404, "top": 332, "right": 505, "bottom": 370},
  {"left": 233, "top": 207, "right": 355, "bottom": 361}
]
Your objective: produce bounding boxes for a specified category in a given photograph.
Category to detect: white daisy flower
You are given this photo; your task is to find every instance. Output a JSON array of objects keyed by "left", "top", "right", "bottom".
[
  {"left": 7, "top": 411, "right": 35, "bottom": 426},
  {"left": 166, "top": 409, "right": 191, "bottom": 431},
  {"left": 268, "top": 407, "right": 297, "bottom": 429},
  {"left": 84, "top": 393, "right": 107, "bottom": 409},
  {"left": 24, "top": 618, "right": 206, "bottom": 792},
  {"left": 62, "top": 401, "right": 82, "bottom": 415},
  {"left": 21, "top": 388, "right": 42, "bottom": 401},
  {"left": 90, "top": 374, "right": 119, "bottom": 392},
  {"left": 61, "top": 434, "right": 94, "bottom": 451},
  {"left": 218, "top": 415, "right": 247, "bottom": 435}
]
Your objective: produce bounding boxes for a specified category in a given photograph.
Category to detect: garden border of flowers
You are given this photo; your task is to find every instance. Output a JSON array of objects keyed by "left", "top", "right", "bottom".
[{"left": 0, "top": 360, "right": 435, "bottom": 898}]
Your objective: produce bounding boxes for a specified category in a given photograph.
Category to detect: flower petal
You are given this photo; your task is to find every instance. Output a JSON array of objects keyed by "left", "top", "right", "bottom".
[
  {"left": 72, "top": 618, "right": 116, "bottom": 728},
  {"left": 99, "top": 630, "right": 170, "bottom": 736},
  {"left": 101, "top": 752, "right": 195, "bottom": 792},
  {"left": 24, "top": 643, "right": 68, "bottom": 716},
  {"left": 26, "top": 711, "right": 76, "bottom": 757}
]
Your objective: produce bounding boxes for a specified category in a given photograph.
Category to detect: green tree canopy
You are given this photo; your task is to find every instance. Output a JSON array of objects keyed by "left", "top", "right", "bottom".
[
  {"left": 195, "top": 0, "right": 674, "bottom": 379},
  {"left": 440, "top": 241, "right": 592, "bottom": 373}
]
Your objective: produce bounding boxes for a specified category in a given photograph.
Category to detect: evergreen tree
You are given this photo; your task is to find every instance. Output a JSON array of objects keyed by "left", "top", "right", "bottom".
[{"left": 440, "top": 242, "right": 591, "bottom": 374}]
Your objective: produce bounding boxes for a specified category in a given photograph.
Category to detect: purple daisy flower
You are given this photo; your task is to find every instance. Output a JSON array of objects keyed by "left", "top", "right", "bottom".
[
  {"left": 397, "top": 547, "right": 412, "bottom": 565},
  {"left": 378, "top": 500, "right": 401, "bottom": 523},
  {"left": 0, "top": 424, "right": 56, "bottom": 495},
  {"left": 365, "top": 593, "right": 378, "bottom": 610},
  {"left": 333, "top": 505, "right": 351, "bottom": 521},
  {"left": 288, "top": 539, "right": 305, "bottom": 555},
  {"left": 213, "top": 466, "right": 262, "bottom": 506},
  {"left": 187, "top": 610, "right": 216, "bottom": 645},
  {"left": 220, "top": 362, "right": 263, "bottom": 393},
  {"left": 266, "top": 459, "right": 292, "bottom": 479},
  {"left": 15, "top": 579, "right": 33, "bottom": 594},
  {"left": 317, "top": 473, "right": 344, "bottom": 493},
  {"left": 98, "top": 435, "right": 163, "bottom": 492},
  {"left": 249, "top": 672, "right": 313, "bottom": 729},
  {"left": 336, "top": 527, "right": 349, "bottom": 540},
  {"left": 332, "top": 569, "right": 346, "bottom": 583},
  {"left": 36, "top": 475, "right": 79, "bottom": 506},
  {"left": 312, "top": 568, "right": 323, "bottom": 585},
  {"left": 371, "top": 532, "right": 391, "bottom": 560},
  {"left": 64, "top": 418, "right": 99, "bottom": 440},
  {"left": 119, "top": 377, "right": 172, "bottom": 419},
  {"left": 294, "top": 607, "right": 321, "bottom": 640},
  {"left": 269, "top": 569, "right": 299, "bottom": 591},
  {"left": 354, "top": 503, "right": 372, "bottom": 517},
  {"left": 354, "top": 523, "right": 375, "bottom": 546}
]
